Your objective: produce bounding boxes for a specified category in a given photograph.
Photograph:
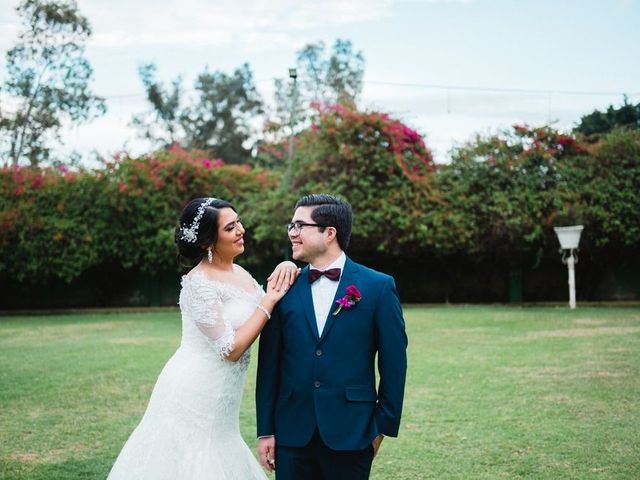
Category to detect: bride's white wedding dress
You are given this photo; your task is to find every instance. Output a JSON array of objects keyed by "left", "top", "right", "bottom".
[{"left": 107, "top": 271, "right": 268, "bottom": 480}]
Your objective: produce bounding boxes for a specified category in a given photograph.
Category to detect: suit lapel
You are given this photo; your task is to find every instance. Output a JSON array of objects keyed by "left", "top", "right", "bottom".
[
  {"left": 297, "top": 265, "right": 320, "bottom": 341},
  {"left": 319, "top": 257, "right": 359, "bottom": 342}
]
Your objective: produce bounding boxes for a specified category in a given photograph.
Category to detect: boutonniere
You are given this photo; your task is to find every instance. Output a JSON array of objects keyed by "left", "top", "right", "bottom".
[{"left": 332, "top": 284, "right": 362, "bottom": 316}]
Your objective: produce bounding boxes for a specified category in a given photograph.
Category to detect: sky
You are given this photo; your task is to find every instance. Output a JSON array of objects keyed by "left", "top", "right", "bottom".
[{"left": 1, "top": 0, "right": 639, "bottom": 164}]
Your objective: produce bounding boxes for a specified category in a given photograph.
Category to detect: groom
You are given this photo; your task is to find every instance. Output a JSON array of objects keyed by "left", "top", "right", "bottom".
[{"left": 256, "top": 194, "right": 408, "bottom": 479}]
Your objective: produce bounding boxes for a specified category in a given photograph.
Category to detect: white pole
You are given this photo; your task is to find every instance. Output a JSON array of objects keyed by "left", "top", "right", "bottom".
[{"left": 567, "top": 251, "right": 576, "bottom": 309}]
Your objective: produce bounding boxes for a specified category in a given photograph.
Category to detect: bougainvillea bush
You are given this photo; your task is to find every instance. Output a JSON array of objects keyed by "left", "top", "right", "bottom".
[
  {"left": 0, "top": 146, "right": 276, "bottom": 283},
  {"left": 434, "top": 125, "right": 587, "bottom": 259},
  {"left": 286, "top": 104, "right": 437, "bottom": 255},
  {"left": 0, "top": 165, "right": 109, "bottom": 282},
  {"left": 1, "top": 110, "right": 639, "bottom": 304},
  {"left": 433, "top": 125, "right": 640, "bottom": 264}
]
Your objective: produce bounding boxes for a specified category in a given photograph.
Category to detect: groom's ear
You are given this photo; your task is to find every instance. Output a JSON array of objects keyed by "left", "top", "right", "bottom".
[{"left": 325, "top": 226, "right": 338, "bottom": 243}]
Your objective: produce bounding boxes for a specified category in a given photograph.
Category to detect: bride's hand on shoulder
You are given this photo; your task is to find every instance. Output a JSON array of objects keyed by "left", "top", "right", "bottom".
[
  {"left": 264, "top": 280, "right": 288, "bottom": 304},
  {"left": 267, "top": 261, "right": 300, "bottom": 292}
]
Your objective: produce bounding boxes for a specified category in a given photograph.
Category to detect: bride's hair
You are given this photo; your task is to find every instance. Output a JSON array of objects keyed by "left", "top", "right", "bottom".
[{"left": 175, "top": 197, "right": 236, "bottom": 266}]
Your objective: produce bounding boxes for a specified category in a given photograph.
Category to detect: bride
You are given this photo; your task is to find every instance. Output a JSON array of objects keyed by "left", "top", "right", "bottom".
[{"left": 107, "top": 197, "right": 298, "bottom": 480}]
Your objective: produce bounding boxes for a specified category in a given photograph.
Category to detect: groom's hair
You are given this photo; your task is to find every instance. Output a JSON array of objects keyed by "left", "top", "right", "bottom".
[{"left": 294, "top": 194, "right": 352, "bottom": 251}]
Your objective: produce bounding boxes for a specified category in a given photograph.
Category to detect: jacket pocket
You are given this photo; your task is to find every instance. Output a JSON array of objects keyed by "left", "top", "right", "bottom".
[{"left": 345, "top": 385, "right": 377, "bottom": 402}]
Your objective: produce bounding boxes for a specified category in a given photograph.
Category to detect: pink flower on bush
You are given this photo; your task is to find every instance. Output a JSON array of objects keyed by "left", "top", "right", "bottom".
[
  {"left": 202, "top": 158, "right": 212, "bottom": 169},
  {"left": 403, "top": 126, "right": 420, "bottom": 143},
  {"left": 31, "top": 176, "right": 44, "bottom": 189},
  {"left": 557, "top": 136, "right": 573, "bottom": 147}
]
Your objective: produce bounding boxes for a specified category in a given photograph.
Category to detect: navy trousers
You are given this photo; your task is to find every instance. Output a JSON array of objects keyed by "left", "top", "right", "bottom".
[{"left": 275, "top": 430, "right": 374, "bottom": 480}]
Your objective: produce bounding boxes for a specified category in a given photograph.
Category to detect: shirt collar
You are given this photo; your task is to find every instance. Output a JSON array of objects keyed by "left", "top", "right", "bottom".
[{"left": 310, "top": 252, "right": 346, "bottom": 273}]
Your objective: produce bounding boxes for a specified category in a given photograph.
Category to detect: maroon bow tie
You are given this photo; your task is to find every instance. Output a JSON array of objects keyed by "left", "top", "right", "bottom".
[{"left": 308, "top": 268, "right": 341, "bottom": 283}]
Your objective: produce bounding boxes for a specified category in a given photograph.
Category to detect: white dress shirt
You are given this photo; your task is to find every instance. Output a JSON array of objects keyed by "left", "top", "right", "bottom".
[{"left": 309, "top": 252, "right": 346, "bottom": 336}]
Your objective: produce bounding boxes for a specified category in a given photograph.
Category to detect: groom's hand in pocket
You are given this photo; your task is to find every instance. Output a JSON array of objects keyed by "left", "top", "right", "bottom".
[
  {"left": 372, "top": 434, "right": 384, "bottom": 458},
  {"left": 258, "top": 436, "right": 276, "bottom": 472}
]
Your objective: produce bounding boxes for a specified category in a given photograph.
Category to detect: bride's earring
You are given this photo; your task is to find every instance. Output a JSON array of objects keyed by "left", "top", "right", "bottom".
[{"left": 207, "top": 248, "right": 213, "bottom": 263}]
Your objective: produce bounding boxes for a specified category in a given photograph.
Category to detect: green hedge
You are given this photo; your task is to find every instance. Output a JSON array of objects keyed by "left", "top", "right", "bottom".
[
  {"left": 1, "top": 109, "right": 639, "bottom": 307},
  {"left": 0, "top": 146, "right": 277, "bottom": 285}
]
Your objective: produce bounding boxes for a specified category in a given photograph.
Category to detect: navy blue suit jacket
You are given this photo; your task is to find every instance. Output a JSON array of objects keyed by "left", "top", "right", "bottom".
[{"left": 256, "top": 256, "right": 408, "bottom": 451}]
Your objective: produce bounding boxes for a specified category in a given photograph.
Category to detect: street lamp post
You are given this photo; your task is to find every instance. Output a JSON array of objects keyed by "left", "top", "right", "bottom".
[
  {"left": 286, "top": 68, "right": 297, "bottom": 188},
  {"left": 553, "top": 225, "right": 584, "bottom": 309},
  {"left": 279, "top": 68, "right": 298, "bottom": 260}
]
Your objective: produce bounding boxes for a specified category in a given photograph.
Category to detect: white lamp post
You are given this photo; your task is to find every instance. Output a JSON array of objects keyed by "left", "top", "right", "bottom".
[
  {"left": 553, "top": 225, "right": 584, "bottom": 309},
  {"left": 286, "top": 68, "right": 297, "bottom": 188}
]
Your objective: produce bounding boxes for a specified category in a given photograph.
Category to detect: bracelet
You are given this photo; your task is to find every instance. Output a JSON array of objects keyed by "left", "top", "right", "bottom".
[{"left": 256, "top": 304, "right": 271, "bottom": 320}]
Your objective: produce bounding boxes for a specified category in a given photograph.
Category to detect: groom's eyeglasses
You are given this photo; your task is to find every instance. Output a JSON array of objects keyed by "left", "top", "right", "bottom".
[{"left": 287, "top": 221, "right": 327, "bottom": 234}]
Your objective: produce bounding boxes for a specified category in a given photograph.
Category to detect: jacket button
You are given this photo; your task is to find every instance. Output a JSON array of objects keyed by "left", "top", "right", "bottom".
[
  {"left": 315, "top": 349, "right": 322, "bottom": 356},
  {"left": 314, "top": 381, "right": 321, "bottom": 388}
]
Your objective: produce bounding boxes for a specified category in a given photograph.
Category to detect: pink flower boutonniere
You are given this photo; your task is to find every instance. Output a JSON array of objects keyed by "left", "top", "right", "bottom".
[{"left": 332, "top": 285, "right": 363, "bottom": 316}]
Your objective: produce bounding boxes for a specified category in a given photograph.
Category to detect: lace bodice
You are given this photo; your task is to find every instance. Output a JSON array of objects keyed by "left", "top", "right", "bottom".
[{"left": 179, "top": 270, "right": 264, "bottom": 365}]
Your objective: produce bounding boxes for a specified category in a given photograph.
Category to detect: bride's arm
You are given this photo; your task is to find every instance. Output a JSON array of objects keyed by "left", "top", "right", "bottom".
[
  {"left": 224, "top": 283, "right": 286, "bottom": 362},
  {"left": 190, "top": 277, "right": 286, "bottom": 362}
]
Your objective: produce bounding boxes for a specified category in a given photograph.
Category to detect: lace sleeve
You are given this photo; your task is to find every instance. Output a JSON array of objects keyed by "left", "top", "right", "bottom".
[{"left": 185, "top": 277, "right": 235, "bottom": 359}]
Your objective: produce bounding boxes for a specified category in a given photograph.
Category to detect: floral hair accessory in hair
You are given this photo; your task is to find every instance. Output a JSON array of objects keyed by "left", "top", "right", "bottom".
[
  {"left": 332, "top": 284, "right": 362, "bottom": 316},
  {"left": 179, "top": 198, "right": 217, "bottom": 243}
]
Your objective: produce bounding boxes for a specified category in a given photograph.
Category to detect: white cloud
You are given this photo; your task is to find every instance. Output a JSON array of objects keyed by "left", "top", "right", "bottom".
[
  {"left": 91, "top": 29, "right": 233, "bottom": 48},
  {"left": 0, "top": 20, "right": 20, "bottom": 52},
  {"left": 395, "top": 0, "right": 473, "bottom": 3},
  {"left": 82, "top": 0, "right": 393, "bottom": 49}
]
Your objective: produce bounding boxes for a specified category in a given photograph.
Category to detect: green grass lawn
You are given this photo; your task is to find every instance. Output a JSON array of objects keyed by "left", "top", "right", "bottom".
[{"left": 1, "top": 306, "right": 639, "bottom": 479}]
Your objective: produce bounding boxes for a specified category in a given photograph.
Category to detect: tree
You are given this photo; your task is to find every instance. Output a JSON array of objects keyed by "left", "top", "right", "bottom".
[
  {"left": 575, "top": 96, "right": 640, "bottom": 138},
  {"left": 563, "top": 128, "right": 640, "bottom": 252},
  {"left": 267, "top": 39, "right": 365, "bottom": 140},
  {"left": 437, "top": 125, "right": 586, "bottom": 259},
  {"left": 0, "top": 0, "right": 105, "bottom": 166},
  {"left": 298, "top": 39, "right": 365, "bottom": 108},
  {"left": 131, "top": 63, "right": 184, "bottom": 148},
  {"left": 250, "top": 104, "right": 436, "bottom": 257},
  {"left": 133, "top": 63, "right": 264, "bottom": 164}
]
